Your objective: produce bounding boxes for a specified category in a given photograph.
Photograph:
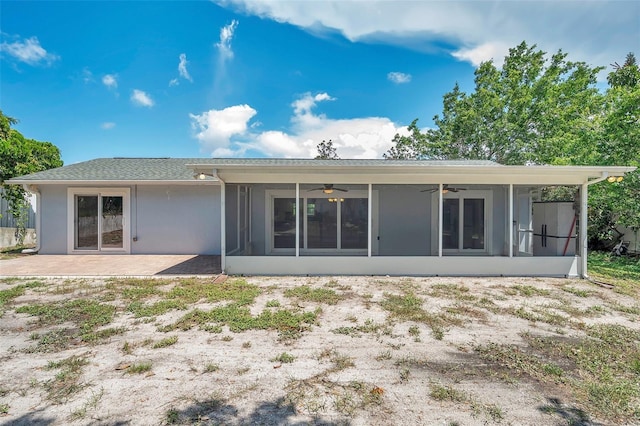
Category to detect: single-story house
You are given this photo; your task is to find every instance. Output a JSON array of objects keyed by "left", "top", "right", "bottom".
[{"left": 7, "top": 157, "right": 635, "bottom": 277}]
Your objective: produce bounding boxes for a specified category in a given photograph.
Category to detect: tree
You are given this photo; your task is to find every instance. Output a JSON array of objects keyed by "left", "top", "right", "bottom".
[
  {"left": 588, "top": 53, "right": 640, "bottom": 243},
  {"left": 0, "top": 110, "right": 63, "bottom": 244},
  {"left": 383, "top": 119, "right": 424, "bottom": 159},
  {"left": 315, "top": 139, "right": 339, "bottom": 159},
  {"left": 386, "top": 41, "right": 604, "bottom": 166}
]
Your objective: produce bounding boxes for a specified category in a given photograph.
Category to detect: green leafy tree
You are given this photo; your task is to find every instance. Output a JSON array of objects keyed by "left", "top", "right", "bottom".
[
  {"left": 589, "top": 53, "right": 640, "bottom": 244},
  {"left": 0, "top": 110, "right": 63, "bottom": 244},
  {"left": 386, "top": 41, "right": 604, "bottom": 165},
  {"left": 383, "top": 119, "right": 424, "bottom": 159},
  {"left": 315, "top": 139, "right": 340, "bottom": 159}
]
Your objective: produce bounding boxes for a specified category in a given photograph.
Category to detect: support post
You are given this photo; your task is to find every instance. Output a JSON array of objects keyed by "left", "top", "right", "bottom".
[
  {"left": 368, "top": 183, "right": 372, "bottom": 257},
  {"left": 438, "top": 183, "right": 443, "bottom": 257},
  {"left": 295, "top": 183, "right": 300, "bottom": 257},
  {"left": 220, "top": 178, "right": 226, "bottom": 273},
  {"left": 580, "top": 183, "right": 588, "bottom": 278},
  {"left": 509, "top": 184, "right": 513, "bottom": 258}
]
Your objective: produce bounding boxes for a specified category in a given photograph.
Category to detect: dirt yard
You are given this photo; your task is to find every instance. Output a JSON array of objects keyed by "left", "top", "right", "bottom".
[{"left": 0, "top": 275, "right": 639, "bottom": 425}]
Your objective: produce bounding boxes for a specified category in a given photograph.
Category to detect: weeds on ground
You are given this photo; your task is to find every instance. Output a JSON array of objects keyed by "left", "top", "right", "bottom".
[
  {"left": 17, "top": 299, "right": 116, "bottom": 344},
  {"left": 203, "top": 363, "right": 219, "bottom": 373},
  {"left": 126, "top": 362, "right": 152, "bottom": 374},
  {"left": 331, "top": 318, "right": 391, "bottom": 338},
  {"left": 70, "top": 387, "right": 104, "bottom": 420},
  {"left": 588, "top": 252, "right": 640, "bottom": 296},
  {"left": 428, "top": 283, "right": 477, "bottom": 302},
  {"left": 152, "top": 335, "right": 178, "bottom": 348},
  {"left": 44, "top": 355, "right": 89, "bottom": 403},
  {"left": 162, "top": 304, "right": 319, "bottom": 335},
  {"left": 380, "top": 292, "right": 462, "bottom": 339},
  {"left": 271, "top": 352, "right": 295, "bottom": 364},
  {"left": 125, "top": 278, "right": 261, "bottom": 317},
  {"left": 284, "top": 285, "right": 342, "bottom": 305},
  {"left": 0, "top": 281, "right": 45, "bottom": 313}
]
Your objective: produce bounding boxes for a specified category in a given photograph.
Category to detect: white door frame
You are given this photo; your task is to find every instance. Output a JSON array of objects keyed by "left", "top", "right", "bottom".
[{"left": 67, "top": 187, "right": 131, "bottom": 254}]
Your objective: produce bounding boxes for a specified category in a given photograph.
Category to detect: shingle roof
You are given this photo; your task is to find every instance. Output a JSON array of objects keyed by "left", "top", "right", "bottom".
[{"left": 8, "top": 157, "right": 500, "bottom": 182}]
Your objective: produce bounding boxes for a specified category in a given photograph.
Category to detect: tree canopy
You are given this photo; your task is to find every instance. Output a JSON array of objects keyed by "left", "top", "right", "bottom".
[
  {"left": 315, "top": 139, "right": 340, "bottom": 159},
  {"left": 0, "top": 110, "right": 63, "bottom": 242},
  {"left": 385, "top": 42, "right": 640, "bottom": 244}
]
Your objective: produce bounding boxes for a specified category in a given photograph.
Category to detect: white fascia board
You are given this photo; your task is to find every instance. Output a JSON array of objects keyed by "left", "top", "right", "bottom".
[{"left": 193, "top": 164, "right": 636, "bottom": 185}]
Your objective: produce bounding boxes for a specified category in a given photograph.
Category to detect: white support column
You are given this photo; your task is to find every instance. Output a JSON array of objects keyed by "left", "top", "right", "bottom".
[
  {"left": 295, "top": 183, "right": 300, "bottom": 257},
  {"left": 509, "top": 184, "right": 513, "bottom": 258},
  {"left": 580, "top": 183, "right": 588, "bottom": 278},
  {"left": 438, "top": 183, "right": 443, "bottom": 257},
  {"left": 368, "top": 183, "right": 372, "bottom": 257},
  {"left": 220, "top": 179, "right": 226, "bottom": 273}
]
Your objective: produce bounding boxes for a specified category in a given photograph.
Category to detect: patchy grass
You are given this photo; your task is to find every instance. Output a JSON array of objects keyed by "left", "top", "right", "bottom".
[
  {"left": 588, "top": 252, "right": 640, "bottom": 295},
  {"left": 0, "top": 281, "right": 45, "bottom": 313},
  {"left": 428, "top": 283, "right": 477, "bottom": 302},
  {"left": 44, "top": 355, "right": 89, "bottom": 403},
  {"left": 331, "top": 319, "right": 390, "bottom": 338},
  {"left": 429, "top": 382, "right": 466, "bottom": 402},
  {"left": 478, "top": 324, "right": 640, "bottom": 423},
  {"left": 152, "top": 335, "right": 178, "bottom": 348},
  {"left": 271, "top": 352, "right": 295, "bottom": 364},
  {"left": 162, "top": 304, "right": 319, "bottom": 335},
  {"left": 504, "top": 284, "right": 551, "bottom": 297},
  {"left": 124, "top": 278, "right": 261, "bottom": 317},
  {"left": 284, "top": 285, "right": 342, "bottom": 305},
  {"left": 126, "top": 362, "right": 152, "bottom": 374},
  {"left": 16, "top": 299, "right": 116, "bottom": 343},
  {"left": 380, "top": 292, "right": 462, "bottom": 339}
]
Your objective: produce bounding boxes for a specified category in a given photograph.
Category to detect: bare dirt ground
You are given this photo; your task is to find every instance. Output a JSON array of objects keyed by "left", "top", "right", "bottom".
[{"left": 0, "top": 275, "right": 639, "bottom": 426}]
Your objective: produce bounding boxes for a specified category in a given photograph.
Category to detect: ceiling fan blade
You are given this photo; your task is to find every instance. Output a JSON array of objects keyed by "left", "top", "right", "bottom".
[
  {"left": 420, "top": 188, "right": 438, "bottom": 193},
  {"left": 333, "top": 188, "right": 348, "bottom": 192},
  {"left": 307, "top": 187, "right": 325, "bottom": 192}
]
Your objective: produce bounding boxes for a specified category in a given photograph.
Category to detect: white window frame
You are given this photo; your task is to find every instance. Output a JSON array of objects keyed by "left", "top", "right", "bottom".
[
  {"left": 67, "top": 188, "right": 131, "bottom": 254},
  {"left": 431, "top": 189, "right": 492, "bottom": 255},
  {"left": 265, "top": 189, "right": 377, "bottom": 255}
]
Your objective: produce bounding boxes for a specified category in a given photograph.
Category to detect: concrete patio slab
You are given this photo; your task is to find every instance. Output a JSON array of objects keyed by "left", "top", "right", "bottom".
[{"left": 0, "top": 254, "right": 221, "bottom": 277}]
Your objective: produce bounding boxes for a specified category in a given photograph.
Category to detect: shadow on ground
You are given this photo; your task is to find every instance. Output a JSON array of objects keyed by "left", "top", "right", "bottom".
[
  {"left": 156, "top": 255, "right": 221, "bottom": 275},
  {"left": 166, "top": 397, "right": 347, "bottom": 425}
]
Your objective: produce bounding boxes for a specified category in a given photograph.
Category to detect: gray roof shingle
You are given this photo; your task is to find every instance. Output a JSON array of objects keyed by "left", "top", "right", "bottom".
[{"left": 8, "top": 157, "right": 500, "bottom": 182}]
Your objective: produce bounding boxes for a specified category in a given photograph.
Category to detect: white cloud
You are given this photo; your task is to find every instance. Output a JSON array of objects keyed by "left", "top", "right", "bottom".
[
  {"left": 169, "top": 78, "right": 179, "bottom": 86},
  {"left": 102, "top": 74, "right": 118, "bottom": 89},
  {"left": 178, "top": 53, "right": 192, "bottom": 82},
  {"left": 101, "top": 122, "right": 116, "bottom": 130},
  {"left": 191, "top": 92, "right": 408, "bottom": 158},
  {"left": 0, "top": 35, "right": 59, "bottom": 66},
  {"left": 215, "top": 1, "right": 639, "bottom": 70},
  {"left": 387, "top": 72, "right": 411, "bottom": 84},
  {"left": 216, "top": 20, "right": 239, "bottom": 59},
  {"left": 189, "top": 105, "right": 257, "bottom": 156},
  {"left": 130, "top": 89, "right": 154, "bottom": 107}
]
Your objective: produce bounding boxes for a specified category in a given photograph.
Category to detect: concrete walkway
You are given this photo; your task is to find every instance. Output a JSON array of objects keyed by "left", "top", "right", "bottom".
[{"left": 0, "top": 254, "right": 222, "bottom": 277}]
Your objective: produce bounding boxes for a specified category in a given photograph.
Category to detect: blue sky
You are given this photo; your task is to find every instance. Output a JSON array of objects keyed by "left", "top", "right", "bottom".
[{"left": 1, "top": 1, "right": 639, "bottom": 164}]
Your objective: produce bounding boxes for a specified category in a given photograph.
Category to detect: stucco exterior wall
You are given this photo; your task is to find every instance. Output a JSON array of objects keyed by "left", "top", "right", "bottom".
[
  {"left": 40, "top": 185, "right": 69, "bottom": 254},
  {"left": 38, "top": 184, "right": 220, "bottom": 255},
  {"left": 377, "top": 185, "right": 431, "bottom": 256},
  {"left": 132, "top": 185, "right": 220, "bottom": 254}
]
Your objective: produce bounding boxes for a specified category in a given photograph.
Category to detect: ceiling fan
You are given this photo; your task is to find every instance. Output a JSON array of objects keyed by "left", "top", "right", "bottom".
[
  {"left": 308, "top": 184, "right": 348, "bottom": 194},
  {"left": 421, "top": 184, "right": 467, "bottom": 194}
]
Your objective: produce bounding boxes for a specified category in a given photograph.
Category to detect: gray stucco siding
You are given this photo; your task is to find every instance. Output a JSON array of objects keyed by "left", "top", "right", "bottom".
[
  {"left": 133, "top": 185, "right": 220, "bottom": 254},
  {"left": 377, "top": 185, "right": 431, "bottom": 256},
  {"left": 37, "top": 184, "right": 220, "bottom": 255},
  {"left": 39, "top": 185, "right": 69, "bottom": 254}
]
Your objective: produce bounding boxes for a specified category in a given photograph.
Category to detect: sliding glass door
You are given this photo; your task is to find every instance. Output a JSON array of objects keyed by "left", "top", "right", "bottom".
[{"left": 70, "top": 189, "right": 129, "bottom": 253}]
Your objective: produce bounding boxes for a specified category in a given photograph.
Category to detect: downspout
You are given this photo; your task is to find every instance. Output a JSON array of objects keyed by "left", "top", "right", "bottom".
[
  {"left": 580, "top": 172, "right": 611, "bottom": 278},
  {"left": 22, "top": 184, "right": 40, "bottom": 253}
]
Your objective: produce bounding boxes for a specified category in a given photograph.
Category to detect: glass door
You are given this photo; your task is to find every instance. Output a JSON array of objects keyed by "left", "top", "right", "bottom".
[
  {"left": 442, "top": 195, "right": 487, "bottom": 253},
  {"left": 73, "top": 191, "right": 127, "bottom": 252}
]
